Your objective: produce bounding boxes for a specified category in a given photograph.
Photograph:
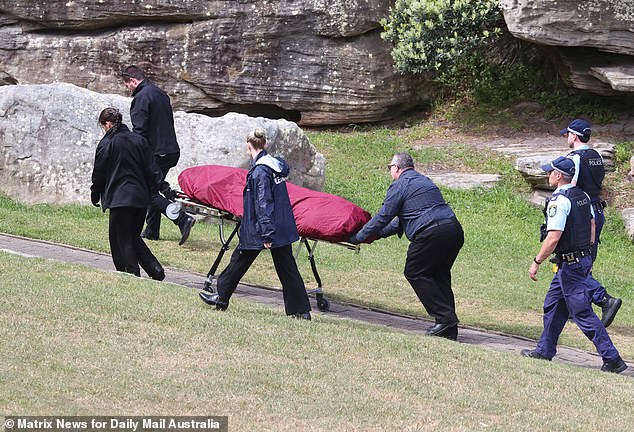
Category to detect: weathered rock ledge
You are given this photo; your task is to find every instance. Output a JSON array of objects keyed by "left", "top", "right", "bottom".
[
  {"left": 0, "top": 1, "right": 431, "bottom": 126},
  {"left": 0, "top": 83, "right": 324, "bottom": 204},
  {"left": 501, "top": 0, "right": 634, "bottom": 96}
]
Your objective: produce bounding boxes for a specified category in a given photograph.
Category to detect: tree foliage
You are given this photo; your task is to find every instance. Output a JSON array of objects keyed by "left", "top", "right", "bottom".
[{"left": 381, "top": 0, "right": 503, "bottom": 76}]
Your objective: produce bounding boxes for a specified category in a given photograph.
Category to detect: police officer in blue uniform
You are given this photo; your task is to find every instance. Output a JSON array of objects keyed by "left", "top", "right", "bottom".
[
  {"left": 522, "top": 156, "right": 627, "bottom": 373},
  {"left": 198, "top": 129, "right": 312, "bottom": 319},
  {"left": 562, "top": 119, "right": 621, "bottom": 327},
  {"left": 349, "top": 152, "right": 464, "bottom": 340}
]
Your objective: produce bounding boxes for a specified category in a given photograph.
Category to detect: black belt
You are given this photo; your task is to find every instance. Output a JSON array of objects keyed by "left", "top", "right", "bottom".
[
  {"left": 416, "top": 218, "right": 457, "bottom": 237},
  {"left": 555, "top": 247, "right": 593, "bottom": 264}
]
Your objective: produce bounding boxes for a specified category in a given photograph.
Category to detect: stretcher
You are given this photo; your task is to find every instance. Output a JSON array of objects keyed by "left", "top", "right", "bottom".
[{"left": 175, "top": 166, "right": 370, "bottom": 311}]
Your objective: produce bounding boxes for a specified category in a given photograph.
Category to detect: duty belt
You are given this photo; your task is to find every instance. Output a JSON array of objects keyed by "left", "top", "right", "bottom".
[{"left": 555, "top": 247, "right": 593, "bottom": 264}]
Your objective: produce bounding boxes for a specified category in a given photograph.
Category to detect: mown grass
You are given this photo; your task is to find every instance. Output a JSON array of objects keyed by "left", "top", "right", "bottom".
[
  {"left": 0, "top": 121, "right": 633, "bottom": 360},
  {"left": 2, "top": 252, "right": 634, "bottom": 431}
]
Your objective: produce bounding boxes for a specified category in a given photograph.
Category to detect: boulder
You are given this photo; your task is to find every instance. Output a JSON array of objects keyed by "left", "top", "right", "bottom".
[
  {"left": 0, "top": 83, "right": 324, "bottom": 205},
  {"left": 514, "top": 142, "right": 615, "bottom": 190},
  {"left": 0, "top": 1, "right": 432, "bottom": 126},
  {"left": 501, "top": 0, "right": 634, "bottom": 95}
]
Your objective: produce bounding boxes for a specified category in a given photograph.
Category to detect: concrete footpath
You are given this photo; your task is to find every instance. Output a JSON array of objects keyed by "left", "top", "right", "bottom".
[{"left": 1, "top": 233, "right": 631, "bottom": 377}]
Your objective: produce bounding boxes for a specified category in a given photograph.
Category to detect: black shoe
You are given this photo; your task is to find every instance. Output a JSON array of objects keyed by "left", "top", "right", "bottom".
[
  {"left": 425, "top": 321, "right": 458, "bottom": 337},
  {"left": 178, "top": 215, "right": 195, "bottom": 246},
  {"left": 198, "top": 291, "right": 228, "bottom": 310},
  {"left": 290, "top": 312, "right": 311, "bottom": 320},
  {"left": 521, "top": 349, "right": 552, "bottom": 361},
  {"left": 601, "top": 357, "right": 628, "bottom": 374},
  {"left": 149, "top": 265, "right": 165, "bottom": 281},
  {"left": 599, "top": 295, "right": 622, "bottom": 328},
  {"left": 438, "top": 324, "right": 458, "bottom": 341},
  {"left": 141, "top": 230, "right": 159, "bottom": 241}
]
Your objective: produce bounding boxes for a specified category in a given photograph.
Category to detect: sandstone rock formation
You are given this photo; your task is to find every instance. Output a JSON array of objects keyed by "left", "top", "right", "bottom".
[
  {"left": 0, "top": 1, "right": 431, "bottom": 126},
  {"left": 0, "top": 83, "right": 324, "bottom": 205},
  {"left": 501, "top": 0, "right": 634, "bottom": 96}
]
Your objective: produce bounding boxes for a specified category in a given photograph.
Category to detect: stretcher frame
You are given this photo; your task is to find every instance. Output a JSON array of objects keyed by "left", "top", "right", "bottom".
[{"left": 174, "top": 192, "right": 360, "bottom": 311}]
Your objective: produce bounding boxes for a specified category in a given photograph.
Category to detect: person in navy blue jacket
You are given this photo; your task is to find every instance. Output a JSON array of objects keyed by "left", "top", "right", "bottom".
[
  {"left": 90, "top": 107, "right": 165, "bottom": 281},
  {"left": 122, "top": 65, "right": 195, "bottom": 245},
  {"left": 349, "top": 152, "right": 464, "bottom": 340},
  {"left": 561, "top": 119, "right": 621, "bottom": 327},
  {"left": 522, "top": 156, "right": 626, "bottom": 374},
  {"left": 199, "top": 129, "right": 312, "bottom": 319}
]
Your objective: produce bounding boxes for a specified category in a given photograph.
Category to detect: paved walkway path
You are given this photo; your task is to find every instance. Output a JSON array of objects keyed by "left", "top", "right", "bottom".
[{"left": 1, "top": 233, "right": 631, "bottom": 376}]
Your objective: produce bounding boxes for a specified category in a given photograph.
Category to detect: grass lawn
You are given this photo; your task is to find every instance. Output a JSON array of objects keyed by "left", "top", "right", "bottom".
[
  {"left": 1, "top": 123, "right": 633, "bottom": 360},
  {"left": 1, "top": 252, "right": 634, "bottom": 431}
]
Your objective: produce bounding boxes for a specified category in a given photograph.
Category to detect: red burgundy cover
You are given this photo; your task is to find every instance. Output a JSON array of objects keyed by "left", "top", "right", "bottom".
[{"left": 178, "top": 165, "right": 372, "bottom": 243}]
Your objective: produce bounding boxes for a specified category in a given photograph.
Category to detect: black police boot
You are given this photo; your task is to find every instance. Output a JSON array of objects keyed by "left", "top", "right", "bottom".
[
  {"left": 598, "top": 294, "right": 622, "bottom": 328},
  {"left": 198, "top": 291, "right": 229, "bottom": 310},
  {"left": 520, "top": 349, "right": 552, "bottom": 361},
  {"left": 177, "top": 213, "right": 196, "bottom": 246},
  {"left": 601, "top": 357, "right": 628, "bottom": 374}
]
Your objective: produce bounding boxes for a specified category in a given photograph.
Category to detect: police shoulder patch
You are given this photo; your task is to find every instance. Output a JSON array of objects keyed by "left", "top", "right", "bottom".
[{"left": 548, "top": 205, "right": 558, "bottom": 218}]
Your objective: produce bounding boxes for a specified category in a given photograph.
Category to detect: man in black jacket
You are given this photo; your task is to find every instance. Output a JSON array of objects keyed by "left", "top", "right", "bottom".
[
  {"left": 349, "top": 152, "right": 464, "bottom": 340},
  {"left": 122, "top": 65, "right": 195, "bottom": 245}
]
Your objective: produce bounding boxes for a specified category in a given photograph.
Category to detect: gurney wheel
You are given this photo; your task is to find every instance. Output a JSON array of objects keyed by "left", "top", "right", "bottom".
[
  {"left": 203, "top": 279, "right": 215, "bottom": 293},
  {"left": 317, "top": 298, "right": 330, "bottom": 312}
]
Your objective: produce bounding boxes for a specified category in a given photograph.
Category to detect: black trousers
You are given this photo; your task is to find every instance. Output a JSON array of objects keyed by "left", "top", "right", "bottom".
[
  {"left": 144, "top": 152, "right": 180, "bottom": 238},
  {"left": 404, "top": 219, "right": 464, "bottom": 324},
  {"left": 109, "top": 207, "right": 161, "bottom": 277},
  {"left": 216, "top": 244, "right": 311, "bottom": 315}
]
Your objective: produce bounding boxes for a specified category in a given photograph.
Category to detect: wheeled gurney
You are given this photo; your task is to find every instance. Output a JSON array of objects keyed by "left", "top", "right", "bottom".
[{"left": 175, "top": 165, "right": 371, "bottom": 311}]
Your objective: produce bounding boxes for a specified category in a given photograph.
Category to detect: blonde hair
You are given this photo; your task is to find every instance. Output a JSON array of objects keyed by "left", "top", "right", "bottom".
[{"left": 247, "top": 128, "right": 266, "bottom": 150}]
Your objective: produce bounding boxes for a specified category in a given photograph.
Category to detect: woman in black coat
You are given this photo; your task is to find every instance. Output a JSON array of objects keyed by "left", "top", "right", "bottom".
[
  {"left": 90, "top": 107, "right": 165, "bottom": 280},
  {"left": 199, "top": 128, "right": 312, "bottom": 319}
]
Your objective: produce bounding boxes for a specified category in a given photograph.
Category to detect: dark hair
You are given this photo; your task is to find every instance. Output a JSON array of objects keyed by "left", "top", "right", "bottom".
[
  {"left": 580, "top": 133, "right": 591, "bottom": 143},
  {"left": 121, "top": 65, "right": 146, "bottom": 82},
  {"left": 393, "top": 152, "right": 414, "bottom": 169},
  {"left": 98, "top": 107, "right": 123, "bottom": 127},
  {"left": 247, "top": 128, "right": 267, "bottom": 150}
]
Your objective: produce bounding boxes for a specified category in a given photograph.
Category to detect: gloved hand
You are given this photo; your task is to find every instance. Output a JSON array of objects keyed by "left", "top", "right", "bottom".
[
  {"left": 163, "top": 188, "right": 177, "bottom": 201},
  {"left": 348, "top": 233, "right": 361, "bottom": 245},
  {"left": 159, "top": 181, "right": 177, "bottom": 200},
  {"left": 90, "top": 191, "right": 100, "bottom": 207}
]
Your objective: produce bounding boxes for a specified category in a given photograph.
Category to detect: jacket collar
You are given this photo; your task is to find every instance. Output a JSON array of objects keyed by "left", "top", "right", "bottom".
[
  {"left": 397, "top": 167, "right": 416, "bottom": 180},
  {"left": 252, "top": 150, "right": 267, "bottom": 165},
  {"left": 105, "top": 123, "right": 130, "bottom": 138},
  {"left": 132, "top": 79, "right": 149, "bottom": 97}
]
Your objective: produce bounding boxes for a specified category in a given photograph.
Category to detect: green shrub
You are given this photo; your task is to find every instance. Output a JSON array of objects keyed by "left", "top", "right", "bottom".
[{"left": 381, "top": 0, "right": 503, "bottom": 76}]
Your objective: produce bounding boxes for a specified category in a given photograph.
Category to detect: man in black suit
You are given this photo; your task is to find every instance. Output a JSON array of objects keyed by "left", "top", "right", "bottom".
[{"left": 122, "top": 65, "right": 195, "bottom": 245}]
